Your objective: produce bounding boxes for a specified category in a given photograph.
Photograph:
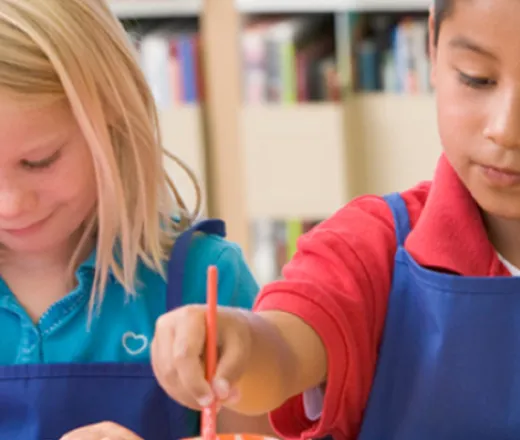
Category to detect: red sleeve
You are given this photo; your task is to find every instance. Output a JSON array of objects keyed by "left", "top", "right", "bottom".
[{"left": 253, "top": 194, "right": 401, "bottom": 439}]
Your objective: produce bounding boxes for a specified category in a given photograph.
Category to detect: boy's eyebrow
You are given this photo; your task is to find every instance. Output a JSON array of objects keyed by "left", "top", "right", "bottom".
[{"left": 448, "top": 35, "right": 497, "bottom": 60}]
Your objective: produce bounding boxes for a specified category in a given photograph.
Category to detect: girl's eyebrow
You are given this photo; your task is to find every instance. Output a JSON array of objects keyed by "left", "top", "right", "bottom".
[
  {"left": 449, "top": 35, "right": 497, "bottom": 61},
  {"left": 22, "top": 133, "right": 69, "bottom": 154}
]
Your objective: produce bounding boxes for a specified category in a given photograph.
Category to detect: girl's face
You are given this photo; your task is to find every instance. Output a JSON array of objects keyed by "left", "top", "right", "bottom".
[
  {"left": 431, "top": 0, "right": 520, "bottom": 219},
  {"left": 0, "top": 92, "right": 97, "bottom": 258}
]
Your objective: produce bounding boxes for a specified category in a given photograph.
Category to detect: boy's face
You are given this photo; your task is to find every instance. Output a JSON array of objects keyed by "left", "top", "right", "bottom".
[
  {"left": 0, "top": 92, "right": 97, "bottom": 259},
  {"left": 430, "top": 0, "right": 520, "bottom": 219}
]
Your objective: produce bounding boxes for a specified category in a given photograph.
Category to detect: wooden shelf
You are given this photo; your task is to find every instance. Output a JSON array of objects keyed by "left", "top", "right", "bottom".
[
  {"left": 109, "top": 0, "right": 200, "bottom": 18},
  {"left": 243, "top": 104, "right": 348, "bottom": 219},
  {"left": 155, "top": 97, "right": 439, "bottom": 220},
  {"left": 158, "top": 106, "right": 207, "bottom": 214},
  {"left": 240, "top": 95, "right": 439, "bottom": 219},
  {"left": 237, "top": 0, "right": 429, "bottom": 13},
  {"left": 344, "top": 93, "right": 440, "bottom": 197},
  {"left": 110, "top": 0, "right": 429, "bottom": 18}
]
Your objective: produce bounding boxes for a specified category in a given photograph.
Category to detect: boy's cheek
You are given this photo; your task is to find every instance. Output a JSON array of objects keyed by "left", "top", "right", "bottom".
[
  {"left": 430, "top": 61, "right": 437, "bottom": 89},
  {"left": 427, "top": 14, "right": 437, "bottom": 88}
]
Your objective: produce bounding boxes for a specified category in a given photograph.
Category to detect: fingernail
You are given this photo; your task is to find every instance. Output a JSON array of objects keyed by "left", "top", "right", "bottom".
[
  {"left": 212, "top": 378, "right": 230, "bottom": 400},
  {"left": 197, "top": 394, "right": 214, "bottom": 407},
  {"left": 226, "top": 387, "right": 241, "bottom": 404}
]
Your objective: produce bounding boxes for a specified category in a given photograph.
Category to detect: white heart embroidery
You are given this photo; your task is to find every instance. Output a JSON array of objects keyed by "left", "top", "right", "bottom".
[{"left": 122, "top": 332, "right": 149, "bottom": 356}]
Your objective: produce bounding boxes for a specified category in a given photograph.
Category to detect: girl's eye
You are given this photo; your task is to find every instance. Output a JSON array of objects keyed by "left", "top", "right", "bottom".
[
  {"left": 458, "top": 71, "right": 495, "bottom": 89},
  {"left": 21, "top": 149, "right": 61, "bottom": 170}
]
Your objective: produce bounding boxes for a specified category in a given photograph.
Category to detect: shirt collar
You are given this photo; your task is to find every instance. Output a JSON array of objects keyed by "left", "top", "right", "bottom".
[
  {"left": 76, "top": 248, "right": 118, "bottom": 284},
  {"left": 405, "top": 154, "right": 509, "bottom": 277}
]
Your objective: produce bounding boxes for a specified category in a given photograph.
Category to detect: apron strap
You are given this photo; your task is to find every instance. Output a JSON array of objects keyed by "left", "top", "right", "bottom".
[
  {"left": 166, "top": 219, "right": 226, "bottom": 311},
  {"left": 383, "top": 193, "right": 411, "bottom": 247}
]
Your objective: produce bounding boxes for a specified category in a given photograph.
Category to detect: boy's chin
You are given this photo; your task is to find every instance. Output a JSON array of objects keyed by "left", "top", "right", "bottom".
[{"left": 474, "top": 189, "right": 520, "bottom": 221}]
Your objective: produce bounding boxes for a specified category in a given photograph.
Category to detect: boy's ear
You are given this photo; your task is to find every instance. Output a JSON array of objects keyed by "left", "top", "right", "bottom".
[{"left": 428, "top": 7, "right": 437, "bottom": 89}]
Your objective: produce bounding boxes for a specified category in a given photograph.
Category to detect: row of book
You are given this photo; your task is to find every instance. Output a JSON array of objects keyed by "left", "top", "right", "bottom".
[
  {"left": 349, "top": 13, "right": 431, "bottom": 93},
  {"left": 242, "top": 15, "right": 341, "bottom": 103},
  {"left": 121, "top": 11, "right": 432, "bottom": 108},
  {"left": 250, "top": 218, "right": 322, "bottom": 286},
  {"left": 245, "top": 12, "right": 432, "bottom": 100},
  {"left": 123, "top": 19, "right": 203, "bottom": 109}
]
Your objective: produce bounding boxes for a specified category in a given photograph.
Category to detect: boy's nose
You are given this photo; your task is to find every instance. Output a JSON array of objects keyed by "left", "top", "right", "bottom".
[{"left": 483, "top": 91, "right": 520, "bottom": 150}]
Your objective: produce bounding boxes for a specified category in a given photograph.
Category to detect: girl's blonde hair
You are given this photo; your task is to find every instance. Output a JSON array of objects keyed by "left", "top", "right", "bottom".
[{"left": 0, "top": 0, "right": 202, "bottom": 308}]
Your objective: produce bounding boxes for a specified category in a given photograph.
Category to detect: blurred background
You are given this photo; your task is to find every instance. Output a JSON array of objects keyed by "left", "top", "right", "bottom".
[{"left": 110, "top": 0, "right": 439, "bottom": 286}]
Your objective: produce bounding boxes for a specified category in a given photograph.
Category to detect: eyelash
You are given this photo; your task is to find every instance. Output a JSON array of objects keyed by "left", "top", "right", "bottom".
[
  {"left": 21, "top": 150, "right": 61, "bottom": 170},
  {"left": 457, "top": 71, "right": 495, "bottom": 89}
]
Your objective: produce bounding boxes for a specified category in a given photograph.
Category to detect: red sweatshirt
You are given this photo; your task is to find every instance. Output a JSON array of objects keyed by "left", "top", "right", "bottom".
[{"left": 254, "top": 154, "right": 510, "bottom": 439}]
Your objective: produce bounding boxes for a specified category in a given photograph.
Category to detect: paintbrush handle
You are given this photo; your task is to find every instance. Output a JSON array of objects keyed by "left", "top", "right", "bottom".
[{"left": 202, "top": 265, "right": 218, "bottom": 440}]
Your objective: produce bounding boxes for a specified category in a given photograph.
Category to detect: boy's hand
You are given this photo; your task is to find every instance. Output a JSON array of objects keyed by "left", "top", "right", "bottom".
[
  {"left": 60, "top": 422, "right": 143, "bottom": 439},
  {"left": 151, "top": 305, "right": 252, "bottom": 411}
]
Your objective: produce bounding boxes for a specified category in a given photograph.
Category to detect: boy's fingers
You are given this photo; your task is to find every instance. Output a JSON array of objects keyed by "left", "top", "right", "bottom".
[
  {"left": 176, "top": 355, "right": 214, "bottom": 407},
  {"left": 172, "top": 308, "right": 214, "bottom": 407},
  {"left": 152, "top": 307, "right": 213, "bottom": 408},
  {"left": 151, "top": 332, "right": 205, "bottom": 410},
  {"left": 151, "top": 314, "right": 178, "bottom": 384},
  {"left": 151, "top": 314, "right": 196, "bottom": 408},
  {"left": 213, "top": 320, "right": 251, "bottom": 400},
  {"left": 152, "top": 307, "right": 252, "bottom": 409}
]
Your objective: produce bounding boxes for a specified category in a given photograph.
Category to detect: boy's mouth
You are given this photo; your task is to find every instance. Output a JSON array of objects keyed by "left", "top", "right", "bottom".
[{"left": 480, "top": 165, "right": 520, "bottom": 187}]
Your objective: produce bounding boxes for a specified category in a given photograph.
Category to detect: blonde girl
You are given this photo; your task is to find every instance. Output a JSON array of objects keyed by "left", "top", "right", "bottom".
[{"left": 0, "top": 0, "right": 270, "bottom": 438}]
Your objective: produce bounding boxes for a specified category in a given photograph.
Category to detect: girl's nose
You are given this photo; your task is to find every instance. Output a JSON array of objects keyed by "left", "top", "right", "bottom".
[{"left": 0, "top": 189, "right": 36, "bottom": 220}]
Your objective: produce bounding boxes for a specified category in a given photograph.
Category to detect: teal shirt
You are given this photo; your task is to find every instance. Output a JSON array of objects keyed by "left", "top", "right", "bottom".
[
  {"left": 0, "top": 233, "right": 258, "bottom": 364},
  {"left": 0, "top": 232, "right": 258, "bottom": 436}
]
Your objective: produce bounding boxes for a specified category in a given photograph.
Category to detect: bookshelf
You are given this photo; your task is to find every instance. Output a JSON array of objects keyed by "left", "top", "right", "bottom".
[
  {"left": 242, "top": 94, "right": 439, "bottom": 219},
  {"left": 109, "top": 1, "right": 200, "bottom": 18},
  {"left": 110, "top": 0, "right": 430, "bottom": 17},
  {"left": 200, "top": 0, "right": 249, "bottom": 253},
  {"left": 343, "top": 94, "right": 439, "bottom": 197},
  {"left": 237, "top": 0, "right": 430, "bottom": 13},
  {"left": 154, "top": 95, "right": 440, "bottom": 220},
  {"left": 111, "top": 0, "right": 441, "bottom": 259},
  {"left": 244, "top": 104, "right": 346, "bottom": 219},
  {"left": 159, "top": 106, "right": 206, "bottom": 214}
]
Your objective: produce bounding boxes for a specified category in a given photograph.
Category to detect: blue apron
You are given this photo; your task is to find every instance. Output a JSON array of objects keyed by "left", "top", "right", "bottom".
[
  {"left": 357, "top": 193, "right": 520, "bottom": 439},
  {"left": 0, "top": 219, "right": 225, "bottom": 439}
]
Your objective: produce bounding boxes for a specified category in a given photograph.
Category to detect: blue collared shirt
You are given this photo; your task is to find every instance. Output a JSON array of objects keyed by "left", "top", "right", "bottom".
[{"left": 0, "top": 233, "right": 258, "bottom": 364}]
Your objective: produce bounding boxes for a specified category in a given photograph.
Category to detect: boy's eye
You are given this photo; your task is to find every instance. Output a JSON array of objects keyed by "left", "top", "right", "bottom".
[
  {"left": 21, "top": 149, "right": 61, "bottom": 170},
  {"left": 457, "top": 71, "right": 495, "bottom": 89}
]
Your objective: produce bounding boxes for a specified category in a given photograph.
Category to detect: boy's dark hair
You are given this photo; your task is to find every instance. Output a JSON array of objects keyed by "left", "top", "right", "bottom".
[{"left": 433, "top": 0, "right": 452, "bottom": 44}]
